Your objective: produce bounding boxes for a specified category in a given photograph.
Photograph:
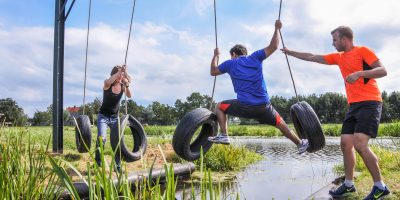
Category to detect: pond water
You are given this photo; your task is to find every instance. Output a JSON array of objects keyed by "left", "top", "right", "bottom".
[{"left": 177, "top": 137, "right": 399, "bottom": 200}]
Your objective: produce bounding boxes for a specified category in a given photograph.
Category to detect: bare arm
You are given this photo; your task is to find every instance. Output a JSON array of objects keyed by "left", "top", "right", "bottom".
[
  {"left": 104, "top": 69, "right": 122, "bottom": 90},
  {"left": 281, "top": 47, "right": 328, "bottom": 64},
  {"left": 346, "top": 60, "right": 387, "bottom": 83},
  {"left": 210, "top": 48, "right": 221, "bottom": 76},
  {"left": 124, "top": 85, "right": 132, "bottom": 98},
  {"left": 121, "top": 65, "right": 132, "bottom": 98},
  {"left": 264, "top": 20, "right": 281, "bottom": 58}
]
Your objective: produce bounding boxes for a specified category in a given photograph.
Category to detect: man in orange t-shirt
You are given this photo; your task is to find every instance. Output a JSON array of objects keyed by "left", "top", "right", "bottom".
[{"left": 281, "top": 26, "right": 390, "bottom": 200}]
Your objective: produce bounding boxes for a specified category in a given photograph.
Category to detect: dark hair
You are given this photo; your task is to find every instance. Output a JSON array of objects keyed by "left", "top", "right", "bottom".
[
  {"left": 110, "top": 65, "right": 121, "bottom": 76},
  {"left": 331, "top": 26, "right": 353, "bottom": 40},
  {"left": 230, "top": 44, "right": 248, "bottom": 56}
]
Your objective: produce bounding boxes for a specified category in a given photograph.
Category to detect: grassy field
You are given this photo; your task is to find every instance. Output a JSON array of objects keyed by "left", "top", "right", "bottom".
[
  {"left": 143, "top": 122, "right": 400, "bottom": 137},
  {"left": 1, "top": 125, "right": 262, "bottom": 182},
  {"left": 2, "top": 123, "right": 399, "bottom": 199},
  {"left": 333, "top": 146, "right": 400, "bottom": 199},
  {"left": 0, "top": 127, "right": 244, "bottom": 199}
]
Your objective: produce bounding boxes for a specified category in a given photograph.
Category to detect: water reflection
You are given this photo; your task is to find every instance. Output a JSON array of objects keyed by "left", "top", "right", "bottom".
[{"left": 177, "top": 137, "right": 399, "bottom": 200}]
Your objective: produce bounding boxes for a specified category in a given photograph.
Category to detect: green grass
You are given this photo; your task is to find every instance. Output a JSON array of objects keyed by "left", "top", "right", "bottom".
[
  {"left": 144, "top": 123, "right": 400, "bottom": 137},
  {"left": 19, "top": 122, "right": 400, "bottom": 139},
  {"left": 333, "top": 146, "right": 400, "bottom": 199},
  {"left": 3, "top": 123, "right": 400, "bottom": 199},
  {"left": 0, "top": 125, "right": 240, "bottom": 199},
  {"left": 0, "top": 127, "right": 62, "bottom": 199},
  {"left": 379, "top": 121, "right": 400, "bottom": 137},
  {"left": 195, "top": 144, "right": 263, "bottom": 172}
]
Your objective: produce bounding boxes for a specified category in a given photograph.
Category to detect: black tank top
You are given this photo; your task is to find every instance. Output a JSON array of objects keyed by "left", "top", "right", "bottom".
[{"left": 99, "top": 84, "right": 123, "bottom": 116}]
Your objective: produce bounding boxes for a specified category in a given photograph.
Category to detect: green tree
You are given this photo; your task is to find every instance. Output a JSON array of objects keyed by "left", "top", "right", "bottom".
[
  {"left": 381, "top": 91, "right": 391, "bottom": 122},
  {"left": 122, "top": 99, "right": 144, "bottom": 117},
  {"left": 32, "top": 110, "right": 51, "bottom": 126},
  {"left": 0, "top": 98, "right": 28, "bottom": 126},
  {"left": 270, "top": 95, "right": 289, "bottom": 121},
  {"left": 314, "top": 92, "right": 347, "bottom": 123},
  {"left": 387, "top": 91, "right": 400, "bottom": 121},
  {"left": 149, "top": 101, "right": 176, "bottom": 125},
  {"left": 32, "top": 105, "right": 54, "bottom": 126},
  {"left": 174, "top": 92, "right": 215, "bottom": 120}
]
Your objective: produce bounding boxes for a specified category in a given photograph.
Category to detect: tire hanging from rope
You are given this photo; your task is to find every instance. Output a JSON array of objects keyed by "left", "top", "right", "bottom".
[
  {"left": 110, "top": 0, "right": 147, "bottom": 162},
  {"left": 172, "top": 0, "right": 219, "bottom": 161},
  {"left": 278, "top": 0, "right": 325, "bottom": 153},
  {"left": 75, "top": 0, "right": 92, "bottom": 153}
]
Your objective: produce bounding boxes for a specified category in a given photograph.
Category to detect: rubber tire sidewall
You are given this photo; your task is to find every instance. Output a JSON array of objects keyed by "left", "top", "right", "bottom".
[
  {"left": 75, "top": 115, "right": 92, "bottom": 153},
  {"left": 110, "top": 114, "right": 147, "bottom": 162},
  {"left": 172, "top": 108, "right": 218, "bottom": 161},
  {"left": 290, "top": 101, "right": 325, "bottom": 153}
]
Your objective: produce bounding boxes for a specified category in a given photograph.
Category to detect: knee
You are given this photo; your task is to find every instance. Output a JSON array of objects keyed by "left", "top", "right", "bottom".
[
  {"left": 341, "top": 141, "right": 353, "bottom": 152},
  {"left": 275, "top": 120, "right": 287, "bottom": 130},
  {"left": 97, "top": 136, "right": 106, "bottom": 143},
  {"left": 215, "top": 103, "right": 222, "bottom": 112},
  {"left": 353, "top": 141, "right": 368, "bottom": 154},
  {"left": 354, "top": 144, "right": 369, "bottom": 155}
]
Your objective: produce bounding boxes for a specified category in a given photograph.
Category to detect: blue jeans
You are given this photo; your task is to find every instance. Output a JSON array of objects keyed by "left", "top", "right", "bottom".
[{"left": 95, "top": 113, "right": 121, "bottom": 168}]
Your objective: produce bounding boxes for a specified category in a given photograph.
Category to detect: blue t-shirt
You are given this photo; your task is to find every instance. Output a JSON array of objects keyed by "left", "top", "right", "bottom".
[{"left": 218, "top": 49, "right": 269, "bottom": 105}]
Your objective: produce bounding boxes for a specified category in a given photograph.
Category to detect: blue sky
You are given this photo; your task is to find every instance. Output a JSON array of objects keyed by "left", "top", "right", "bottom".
[{"left": 1, "top": 0, "right": 400, "bottom": 117}]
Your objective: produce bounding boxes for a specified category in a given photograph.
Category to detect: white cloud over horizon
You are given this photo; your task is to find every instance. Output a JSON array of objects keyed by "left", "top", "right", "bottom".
[{"left": 0, "top": 0, "right": 399, "bottom": 117}]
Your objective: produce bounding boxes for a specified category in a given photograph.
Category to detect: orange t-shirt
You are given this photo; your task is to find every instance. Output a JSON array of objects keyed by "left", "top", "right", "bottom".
[{"left": 323, "top": 46, "right": 382, "bottom": 104}]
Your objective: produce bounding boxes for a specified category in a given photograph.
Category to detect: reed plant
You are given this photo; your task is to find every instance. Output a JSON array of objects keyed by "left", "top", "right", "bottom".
[
  {"left": 0, "top": 126, "right": 62, "bottom": 199},
  {"left": 48, "top": 138, "right": 239, "bottom": 199},
  {"left": 379, "top": 121, "right": 400, "bottom": 137},
  {"left": 195, "top": 144, "right": 263, "bottom": 171}
]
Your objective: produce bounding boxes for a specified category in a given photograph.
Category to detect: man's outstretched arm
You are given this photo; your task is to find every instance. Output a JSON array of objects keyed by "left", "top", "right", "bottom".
[{"left": 281, "top": 47, "right": 328, "bottom": 64}]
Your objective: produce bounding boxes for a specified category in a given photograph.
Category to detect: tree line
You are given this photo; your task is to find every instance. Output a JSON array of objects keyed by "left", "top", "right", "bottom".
[{"left": 1, "top": 91, "right": 400, "bottom": 126}]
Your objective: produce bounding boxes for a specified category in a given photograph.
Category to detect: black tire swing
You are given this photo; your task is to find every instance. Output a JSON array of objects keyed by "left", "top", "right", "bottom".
[
  {"left": 278, "top": 0, "right": 325, "bottom": 152},
  {"left": 74, "top": 0, "right": 93, "bottom": 153},
  {"left": 172, "top": 0, "right": 220, "bottom": 161},
  {"left": 109, "top": 0, "right": 147, "bottom": 162}
]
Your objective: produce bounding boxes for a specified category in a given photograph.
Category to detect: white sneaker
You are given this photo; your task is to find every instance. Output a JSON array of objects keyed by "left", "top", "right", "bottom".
[
  {"left": 297, "top": 139, "right": 309, "bottom": 154},
  {"left": 208, "top": 134, "right": 230, "bottom": 145}
]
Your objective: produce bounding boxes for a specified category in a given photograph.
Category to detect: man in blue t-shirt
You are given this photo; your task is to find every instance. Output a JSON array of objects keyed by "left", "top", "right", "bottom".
[{"left": 208, "top": 20, "right": 309, "bottom": 154}]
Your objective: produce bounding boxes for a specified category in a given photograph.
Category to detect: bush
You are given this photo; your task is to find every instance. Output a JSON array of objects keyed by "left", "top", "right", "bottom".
[{"left": 195, "top": 144, "right": 262, "bottom": 171}]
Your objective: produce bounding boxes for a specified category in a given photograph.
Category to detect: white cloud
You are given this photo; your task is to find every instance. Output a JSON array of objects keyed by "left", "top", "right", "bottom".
[
  {"left": 192, "top": 0, "right": 213, "bottom": 16},
  {"left": 377, "top": 35, "right": 400, "bottom": 92},
  {"left": 1, "top": 0, "right": 400, "bottom": 117}
]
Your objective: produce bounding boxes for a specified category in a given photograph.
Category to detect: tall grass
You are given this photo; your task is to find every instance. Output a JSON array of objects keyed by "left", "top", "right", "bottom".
[
  {"left": 195, "top": 144, "right": 263, "bottom": 171},
  {"left": 144, "top": 125, "right": 175, "bottom": 136},
  {"left": 378, "top": 121, "right": 400, "bottom": 137},
  {"left": 333, "top": 146, "right": 400, "bottom": 199},
  {"left": 0, "top": 127, "right": 62, "bottom": 199},
  {"left": 1, "top": 125, "right": 243, "bottom": 199},
  {"left": 13, "top": 122, "right": 400, "bottom": 139},
  {"left": 50, "top": 143, "right": 239, "bottom": 199}
]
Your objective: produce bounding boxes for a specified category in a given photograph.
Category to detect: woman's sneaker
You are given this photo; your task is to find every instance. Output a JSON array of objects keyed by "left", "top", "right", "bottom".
[
  {"left": 297, "top": 139, "right": 309, "bottom": 154},
  {"left": 363, "top": 186, "right": 390, "bottom": 200},
  {"left": 208, "top": 134, "right": 230, "bottom": 145},
  {"left": 329, "top": 183, "right": 356, "bottom": 198}
]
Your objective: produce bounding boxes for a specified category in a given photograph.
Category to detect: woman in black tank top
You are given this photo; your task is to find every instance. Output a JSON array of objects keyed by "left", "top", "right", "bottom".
[{"left": 95, "top": 65, "right": 131, "bottom": 172}]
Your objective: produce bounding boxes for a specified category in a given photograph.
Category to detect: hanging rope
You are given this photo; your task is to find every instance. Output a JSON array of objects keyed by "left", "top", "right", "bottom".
[
  {"left": 209, "top": 0, "right": 218, "bottom": 110},
  {"left": 123, "top": 0, "right": 137, "bottom": 115},
  {"left": 278, "top": 0, "right": 300, "bottom": 103},
  {"left": 82, "top": 0, "right": 92, "bottom": 115}
]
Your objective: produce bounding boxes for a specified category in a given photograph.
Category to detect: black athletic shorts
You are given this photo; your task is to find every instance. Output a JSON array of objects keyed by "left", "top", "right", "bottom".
[
  {"left": 341, "top": 101, "right": 382, "bottom": 138},
  {"left": 218, "top": 99, "right": 283, "bottom": 126}
]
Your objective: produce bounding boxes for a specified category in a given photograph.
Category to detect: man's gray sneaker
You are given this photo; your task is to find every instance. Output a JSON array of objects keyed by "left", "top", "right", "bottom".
[
  {"left": 297, "top": 139, "right": 309, "bottom": 154},
  {"left": 329, "top": 183, "right": 357, "bottom": 198},
  {"left": 208, "top": 134, "right": 230, "bottom": 145}
]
